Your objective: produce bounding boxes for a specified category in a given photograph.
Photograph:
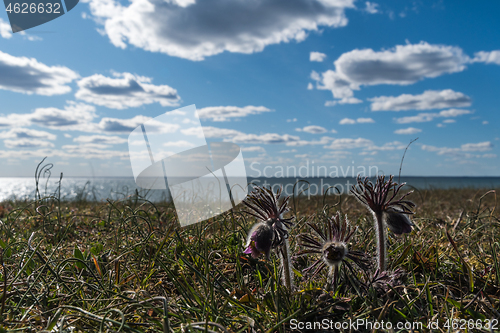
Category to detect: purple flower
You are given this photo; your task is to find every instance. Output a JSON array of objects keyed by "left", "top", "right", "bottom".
[
  {"left": 243, "top": 186, "right": 293, "bottom": 259},
  {"left": 243, "top": 221, "right": 274, "bottom": 259},
  {"left": 350, "top": 175, "right": 416, "bottom": 271},
  {"left": 350, "top": 175, "right": 416, "bottom": 235}
]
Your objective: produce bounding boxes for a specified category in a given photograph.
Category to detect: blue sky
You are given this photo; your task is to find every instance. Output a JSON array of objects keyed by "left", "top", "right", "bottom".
[{"left": 0, "top": 0, "right": 499, "bottom": 178}]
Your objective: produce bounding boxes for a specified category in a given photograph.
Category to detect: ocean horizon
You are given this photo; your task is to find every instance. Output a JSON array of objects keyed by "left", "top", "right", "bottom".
[{"left": 1, "top": 176, "right": 499, "bottom": 203}]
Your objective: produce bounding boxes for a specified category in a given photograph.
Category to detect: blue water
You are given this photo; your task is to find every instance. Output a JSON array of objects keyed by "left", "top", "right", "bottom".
[{"left": 0, "top": 176, "right": 499, "bottom": 202}]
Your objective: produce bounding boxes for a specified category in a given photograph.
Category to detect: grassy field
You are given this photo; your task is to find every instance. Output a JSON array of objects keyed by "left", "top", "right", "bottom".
[{"left": 0, "top": 182, "right": 498, "bottom": 332}]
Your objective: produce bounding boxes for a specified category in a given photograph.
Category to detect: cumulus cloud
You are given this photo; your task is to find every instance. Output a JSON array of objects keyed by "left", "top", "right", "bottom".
[
  {"left": 364, "top": 1, "right": 379, "bottom": 14},
  {"left": 0, "top": 51, "right": 79, "bottom": 95},
  {"left": 98, "top": 115, "right": 179, "bottom": 133},
  {"left": 370, "top": 89, "right": 471, "bottom": 111},
  {"left": 325, "top": 137, "right": 373, "bottom": 149},
  {"left": 339, "top": 118, "right": 356, "bottom": 125},
  {"left": 310, "top": 52, "right": 327, "bottom": 62},
  {"left": 394, "top": 108, "right": 472, "bottom": 124},
  {"left": 295, "top": 125, "right": 327, "bottom": 134},
  {"left": 74, "top": 135, "right": 127, "bottom": 145},
  {"left": 0, "top": 19, "right": 12, "bottom": 39},
  {"left": 422, "top": 141, "right": 494, "bottom": 158},
  {"left": 286, "top": 136, "right": 334, "bottom": 147},
  {"left": 197, "top": 105, "right": 272, "bottom": 121},
  {"left": 231, "top": 133, "right": 301, "bottom": 145},
  {"left": 0, "top": 128, "right": 56, "bottom": 140},
  {"left": 324, "top": 97, "right": 363, "bottom": 106},
  {"left": 181, "top": 126, "right": 244, "bottom": 139},
  {"left": 339, "top": 117, "right": 374, "bottom": 124},
  {"left": 312, "top": 42, "right": 469, "bottom": 103},
  {"left": 0, "top": 102, "right": 97, "bottom": 131},
  {"left": 242, "top": 146, "right": 265, "bottom": 153},
  {"left": 472, "top": 51, "right": 500, "bottom": 65},
  {"left": 84, "top": 0, "right": 354, "bottom": 61},
  {"left": 75, "top": 72, "right": 180, "bottom": 109},
  {"left": 368, "top": 141, "right": 406, "bottom": 151},
  {"left": 357, "top": 117, "right": 375, "bottom": 123},
  {"left": 4, "top": 139, "right": 54, "bottom": 148},
  {"left": 394, "top": 127, "right": 421, "bottom": 135}
]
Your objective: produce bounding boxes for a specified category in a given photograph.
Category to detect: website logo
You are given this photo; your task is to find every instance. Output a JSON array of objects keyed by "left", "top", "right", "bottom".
[{"left": 128, "top": 104, "right": 248, "bottom": 226}]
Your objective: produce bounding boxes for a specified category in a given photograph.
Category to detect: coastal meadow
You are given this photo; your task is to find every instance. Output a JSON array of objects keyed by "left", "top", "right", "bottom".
[{"left": 0, "top": 167, "right": 498, "bottom": 332}]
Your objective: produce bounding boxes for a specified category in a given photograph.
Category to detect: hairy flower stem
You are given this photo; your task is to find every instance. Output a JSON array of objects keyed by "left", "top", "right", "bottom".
[
  {"left": 374, "top": 212, "right": 387, "bottom": 271},
  {"left": 279, "top": 238, "right": 293, "bottom": 291}
]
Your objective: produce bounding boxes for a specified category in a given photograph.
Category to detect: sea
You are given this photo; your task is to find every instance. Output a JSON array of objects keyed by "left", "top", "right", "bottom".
[{"left": 1, "top": 176, "right": 499, "bottom": 203}]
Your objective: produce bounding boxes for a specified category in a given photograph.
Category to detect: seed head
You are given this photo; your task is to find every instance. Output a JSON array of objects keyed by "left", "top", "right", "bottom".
[{"left": 298, "top": 212, "right": 370, "bottom": 278}]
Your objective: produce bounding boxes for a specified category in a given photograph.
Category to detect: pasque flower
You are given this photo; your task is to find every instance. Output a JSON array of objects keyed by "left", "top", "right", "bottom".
[
  {"left": 298, "top": 212, "right": 370, "bottom": 288},
  {"left": 243, "top": 186, "right": 295, "bottom": 289},
  {"left": 350, "top": 175, "right": 415, "bottom": 271}
]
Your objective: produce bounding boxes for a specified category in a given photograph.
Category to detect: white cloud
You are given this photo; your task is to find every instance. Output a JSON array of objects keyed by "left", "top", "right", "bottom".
[
  {"left": 84, "top": 0, "right": 354, "bottom": 61},
  {"left": 339, "top": 118, "right": 356, "bottom": 125},
  {"left": 356, "top": 117, "right": 375, "bottom": 123},
  {"left": 286, "top": 136, "right": 334, "bottom": 147},
  {"left": 364, "top": 1, "right": 379, "bottom": 14},
  {"left": 461, "top": 142, "right": 493, "bottom": 152},
  {"left": 98, "top": 115, "right": 179, "bottom": 133},
  {"left": 0, "top": 50, "right": 78, "bottom": 95},
  {"left": 0, "top": 102, "right": 97, "bottom": 131},
  {"left": 370, "top": 89, "right": 471, "bottom": 111},
  {"left": 394, "top": 108, "right": 472, "bottom": 124},
  {"left": 368, "top": 141, "right": 406, "bottom": 151},
  {"left": 310, "top": 52, "right": 327, "bottom": 62},
  {"left": 324, "top": 97, "right": 363, "bottom": 106},
  {"left": 163, "top": 140, "right": 195, "bottom": 147},
  {"left": 307, "top": 83, "right": 314, "bottom": 90},
  {"left": 74, "top": 135, "right": 127, "bottom": 145},
  {"left": 231, "top": 133, "right": 301, "bottom": 145},
  {"left": 312, "top": 42, "right": 469, "bottom": 103},
  {"left": 242, "top": 146, "right": 265, "bottom": 153},
  {"left": 394, "top": 127, "right": 422, "bottom": 135},
  {"left": 339, "top": 118, "right": 374, "bottom": 125},
  {"left": 472, "top": 51, "right": 500, "bottom": 65},
  {"left": 422, "top": 141, "right": 494, "bottom": 158},
  {"left": 483, "top": 120, "right": 489, "bottom": 125},
  {"left": 197, "top": 105, "right": 272, "bottom": 121},
  {"left": 75, "top": 72, "right": 180, "bottom": 109},
  {"left": 181, "top": 126, "right": 244, "bottom": 139},
  {"left": 4, "top": 139, "right": 54, "bottom": 148},
  {"left": 295, "top": 125, "right": 327, "bottom": 134},
  {"left": 0, "top": 19, "right": 12, "bottom": 39},
  {"left": 0, "top": 128, "right": 56, "bottom": 140},
  {"left": 61, "top": 145, "right": 129, "bottom": 159},
  {"left": 286, "top": 118, "right": 297, "bottom": 122},
  {"left": 325, "top": 137, "right": 373, "bottom": 149}
]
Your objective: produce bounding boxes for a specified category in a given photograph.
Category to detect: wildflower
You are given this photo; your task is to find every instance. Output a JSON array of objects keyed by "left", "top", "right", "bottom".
[
  {"left": 243, "top": 186, "right": 295, "bottom": 289},
  {"left": 243, "top": 186, "right": 293, "bottom": 255},
  {"left": 243, "top": 221, "right": 274, "bottom": 259},
  {"left": 350, "top": 175, "right": 415, "bottom": 271},
  {"left": 298, "top": 212, "right": 370, "bottom": 288}
]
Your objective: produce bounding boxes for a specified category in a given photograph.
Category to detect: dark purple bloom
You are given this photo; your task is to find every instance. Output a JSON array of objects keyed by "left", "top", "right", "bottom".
[
  {"left": 243, "top": 186, "right": 293, "bottom": 257},
  {"left": 350, "top": 175, "right": 416, "bottom": 271},
  {"left": 384, "top": 207, "right": 414, "bottom": 235},
  {"left": 243, "top": 221, "right": 274, "bottom": 259}
]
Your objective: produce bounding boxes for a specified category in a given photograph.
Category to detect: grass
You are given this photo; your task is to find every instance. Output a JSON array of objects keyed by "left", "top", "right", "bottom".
[{"left": 0, "top": 182, "right": 499, "bottom": 332}]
